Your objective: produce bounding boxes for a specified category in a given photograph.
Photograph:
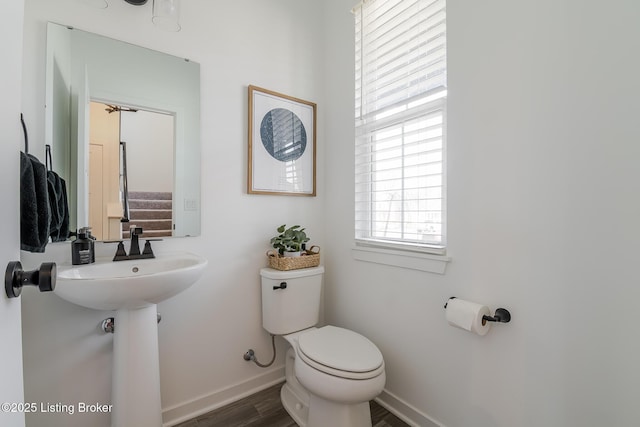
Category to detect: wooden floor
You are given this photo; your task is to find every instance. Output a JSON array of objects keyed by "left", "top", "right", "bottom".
[{"left": 175, "top": 382, "right": 410, "bottom": 427}]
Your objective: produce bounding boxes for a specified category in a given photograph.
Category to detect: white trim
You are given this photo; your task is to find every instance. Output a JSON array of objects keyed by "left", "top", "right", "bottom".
[
  {"left": 352, "top": 245, "right": 450, "bottom": 274},
  {"left": 355, "top": 238, "right": 446, "bottom": 256},
  {"left": 161, "top": 367, "right": 285, "bottom": 426},
  {"left": 376, "top": 388, "right": 444, "bottom": 427}
]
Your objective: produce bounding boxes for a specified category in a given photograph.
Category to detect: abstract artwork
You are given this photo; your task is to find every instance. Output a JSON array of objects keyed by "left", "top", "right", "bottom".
[{"left": 248, "top": 85, "right": 316, "bottom": 196}]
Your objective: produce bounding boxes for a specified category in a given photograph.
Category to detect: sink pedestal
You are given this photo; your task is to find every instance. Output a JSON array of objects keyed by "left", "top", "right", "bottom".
[{"left": 112, "top": 305, "right": 162, "bottom": 427}]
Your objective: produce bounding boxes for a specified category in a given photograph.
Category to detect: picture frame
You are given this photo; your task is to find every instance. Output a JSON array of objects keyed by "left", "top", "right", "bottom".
[{"left": 248, "top": 85, "right": 317, "bottom": 196}]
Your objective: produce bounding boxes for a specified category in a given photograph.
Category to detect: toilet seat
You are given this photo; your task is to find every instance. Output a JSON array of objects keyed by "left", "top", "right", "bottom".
[{"left": 297, "top": 326, "right": 384, "bottom": 380}]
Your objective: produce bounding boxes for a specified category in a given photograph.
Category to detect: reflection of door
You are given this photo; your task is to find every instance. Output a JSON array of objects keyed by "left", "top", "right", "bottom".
[
  {"left": 89, "top": 102, "right": 122, "bottom": 240},
  {"left": 89, "top": 144, "right": 104, "bottom": 239}
]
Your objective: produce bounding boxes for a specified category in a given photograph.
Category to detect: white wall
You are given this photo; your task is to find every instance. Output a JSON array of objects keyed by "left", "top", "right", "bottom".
[
  {"left": 0, "top": 1, "right": 26, "bottom": 426},
  {"left": 324, "top": 1, "right": 640, "bottom": 426},
  {"left": 121, "top": 110, "right": 174, "bottom": 193},
  {"left": 20, "top": 1, "right": 640, "bottom": 427},
  {"left": 21, "top": 1, "right": 324, "bottom": 426}
]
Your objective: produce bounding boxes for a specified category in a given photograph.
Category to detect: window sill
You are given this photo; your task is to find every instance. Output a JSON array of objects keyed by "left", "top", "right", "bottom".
[{"left": 352, "top": 245, "right": 451, "bottom": 274}]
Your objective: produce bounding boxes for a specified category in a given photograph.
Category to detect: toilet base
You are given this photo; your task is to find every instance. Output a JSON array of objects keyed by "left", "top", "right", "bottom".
[
  {"left": 307, "top": 396, "right": 371, "bottom": 427},
  {"left": 280, "top": 351, "right": 374, "bottom": 427},
  {"left": 281, "top": 347, "right": 310, "bottom": 426},
  {"left": 281, "top": 383, "right": 309, "bottom": 427}
]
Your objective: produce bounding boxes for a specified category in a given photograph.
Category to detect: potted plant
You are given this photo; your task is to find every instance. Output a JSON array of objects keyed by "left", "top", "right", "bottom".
[{"left": 270, "top": 224, "right": 310, "bottom": 257}]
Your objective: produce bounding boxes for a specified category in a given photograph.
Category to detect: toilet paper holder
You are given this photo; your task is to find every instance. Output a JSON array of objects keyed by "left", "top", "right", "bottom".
[{"left": 444, "top": 297, "right": 511, "bottom": 324}]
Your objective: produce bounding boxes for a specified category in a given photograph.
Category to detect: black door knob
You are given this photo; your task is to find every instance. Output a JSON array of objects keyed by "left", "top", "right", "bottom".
[{"left": 5, "top": 261, "right": 57, "bottom": 298}]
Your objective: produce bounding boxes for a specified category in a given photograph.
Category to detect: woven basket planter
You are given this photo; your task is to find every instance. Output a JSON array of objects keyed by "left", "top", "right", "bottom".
[{"left": 267, "top": 246, "right": 320, "bottom": 271}]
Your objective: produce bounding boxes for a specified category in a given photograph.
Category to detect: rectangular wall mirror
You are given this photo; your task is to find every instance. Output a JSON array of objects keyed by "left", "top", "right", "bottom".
[{"left": 45, "top": 22, "right": 201, "bottom": 241}]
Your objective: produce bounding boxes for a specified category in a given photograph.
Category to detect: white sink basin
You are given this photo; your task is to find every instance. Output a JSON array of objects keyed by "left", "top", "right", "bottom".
[{"left": 55, "top": 251, "right": 207, "bottom": 310}]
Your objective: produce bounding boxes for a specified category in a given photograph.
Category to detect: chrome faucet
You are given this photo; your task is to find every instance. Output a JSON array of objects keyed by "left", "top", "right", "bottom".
[{"left": 111, "top": 226, "right": 158, "bottom": 261}]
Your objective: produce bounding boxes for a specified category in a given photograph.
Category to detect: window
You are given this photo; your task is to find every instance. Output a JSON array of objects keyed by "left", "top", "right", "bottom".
[{"left": 354, "top": 0, "right": 446, "bottom": 255}]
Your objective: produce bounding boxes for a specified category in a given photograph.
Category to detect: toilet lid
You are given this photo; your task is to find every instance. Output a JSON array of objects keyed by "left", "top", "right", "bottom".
[{"left": 297, "top": 326, "right": 384, "bottom": 376}]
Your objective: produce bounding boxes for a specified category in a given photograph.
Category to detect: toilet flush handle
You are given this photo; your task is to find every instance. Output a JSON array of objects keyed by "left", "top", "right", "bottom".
[{"left": 273, "top": 282, "right": 287, "bottom": 290}]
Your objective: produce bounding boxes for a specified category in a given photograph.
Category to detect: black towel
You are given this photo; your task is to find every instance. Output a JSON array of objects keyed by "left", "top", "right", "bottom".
[
  {"left": 47, "top": 171, "right": 62, "bottom": 234},
  {"left": 21, "top": 152, "right": 51, "bottom": 252},
  {"left": 47, "top": 170, "right": 70, "bottom": 242},
  {"left": 57, "top": 176, "right": 70, "bottom": 241}
]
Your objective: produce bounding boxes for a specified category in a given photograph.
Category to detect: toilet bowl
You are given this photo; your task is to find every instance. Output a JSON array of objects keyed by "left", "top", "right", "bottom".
[{"left": 261, "top": 266, "right": 386, "bottom": 427}]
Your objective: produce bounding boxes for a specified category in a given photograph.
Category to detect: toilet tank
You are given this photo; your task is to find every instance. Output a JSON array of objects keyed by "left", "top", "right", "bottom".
[{"left": 261, "top": 266, "right": 324, "bottom": 335}]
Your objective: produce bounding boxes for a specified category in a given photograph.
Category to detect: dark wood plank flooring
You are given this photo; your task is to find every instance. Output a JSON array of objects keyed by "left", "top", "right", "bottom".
[{"left": 174, "top": 382, "right": 410, "bottom": 427}]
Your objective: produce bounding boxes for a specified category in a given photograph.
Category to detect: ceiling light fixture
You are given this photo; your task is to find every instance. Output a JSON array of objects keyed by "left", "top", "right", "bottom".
[
  {"left": 121, "top": 0, "right": 182, "bottom": 32},
  {"left": 82, "top": 0, "right": 182, "bottom": 32}
]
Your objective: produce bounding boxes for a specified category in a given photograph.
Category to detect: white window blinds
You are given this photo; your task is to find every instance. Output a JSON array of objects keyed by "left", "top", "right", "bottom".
[{"left": 354, "top": 0, "right": 446, "bottom": 252}]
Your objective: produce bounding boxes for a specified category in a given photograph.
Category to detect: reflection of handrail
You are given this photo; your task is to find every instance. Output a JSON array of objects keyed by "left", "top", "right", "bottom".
[{"left": 120, "top": 141, "right": 130, "bottom": 223}]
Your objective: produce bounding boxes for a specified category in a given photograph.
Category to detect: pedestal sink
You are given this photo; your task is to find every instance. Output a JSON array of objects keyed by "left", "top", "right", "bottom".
[{"left": 55, "top": 251, "right": 207, "bottom": 427}]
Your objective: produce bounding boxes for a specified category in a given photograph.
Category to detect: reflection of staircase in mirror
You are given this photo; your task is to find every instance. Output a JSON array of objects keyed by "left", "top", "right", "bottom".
[{"left": 123, "top": 191, "right": 173, "bottom": 238}]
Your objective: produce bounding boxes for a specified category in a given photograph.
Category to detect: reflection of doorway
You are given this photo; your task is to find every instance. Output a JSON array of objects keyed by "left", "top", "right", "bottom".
[
  {"left": 89, "top": 101, "right": 175, "bottom": 240},
  {"left": 89, "top": 102, "right": 120, "bottom": 240}
]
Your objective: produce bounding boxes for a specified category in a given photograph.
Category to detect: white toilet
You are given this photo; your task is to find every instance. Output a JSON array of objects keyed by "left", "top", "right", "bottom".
[{"left": 260, "top": 266, "right": 386, "bottom": 427}]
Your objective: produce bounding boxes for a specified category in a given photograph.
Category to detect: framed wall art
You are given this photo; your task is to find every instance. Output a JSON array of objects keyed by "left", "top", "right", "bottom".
[{"left": 248, "top": 85, "right": 316, "bottom": 196}]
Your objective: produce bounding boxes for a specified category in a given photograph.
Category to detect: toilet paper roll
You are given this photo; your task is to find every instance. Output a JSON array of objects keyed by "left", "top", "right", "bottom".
[{"left": 445, "top": 298, "right": 491, "bottom": 336}]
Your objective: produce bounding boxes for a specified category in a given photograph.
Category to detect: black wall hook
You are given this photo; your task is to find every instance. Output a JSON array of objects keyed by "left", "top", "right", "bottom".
[
  {"left": 5, "top": 261, "right": 56, "bottom": 298},
  {"left": 21, "top": 113, "right": 29, "bottom": 154}
]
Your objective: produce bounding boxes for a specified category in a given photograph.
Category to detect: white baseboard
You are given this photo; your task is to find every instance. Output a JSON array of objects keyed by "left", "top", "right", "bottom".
[
  {"left": 162, "top": 367, "right": 285, "bottom": 427},
  {"left": 375, "top": 389, "right": 444, "bottom": 427}
]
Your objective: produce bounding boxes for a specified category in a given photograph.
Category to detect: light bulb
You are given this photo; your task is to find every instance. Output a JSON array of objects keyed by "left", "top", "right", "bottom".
[{"left": 152, "top": 0, "right": 181, "bottom": 32}]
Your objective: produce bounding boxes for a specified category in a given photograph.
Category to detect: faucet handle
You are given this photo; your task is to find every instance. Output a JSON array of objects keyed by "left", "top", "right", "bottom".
[
  {"left": 140, "top": 239, "right": 163, "bottom": 259},
  {"left": 114, "top": 241, "right": 128, "bottom": 261},
  {"left": 141, "top": 240, "right": 156, "bottom": 258},
  {"left": 103, "top": 240, "right": 132, "bottom": 261}
]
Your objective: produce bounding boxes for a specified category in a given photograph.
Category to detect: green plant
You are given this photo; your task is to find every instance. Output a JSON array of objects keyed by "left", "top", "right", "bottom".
[{"left": 270, "top": 224, "right": 310, "bottom": 255}]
